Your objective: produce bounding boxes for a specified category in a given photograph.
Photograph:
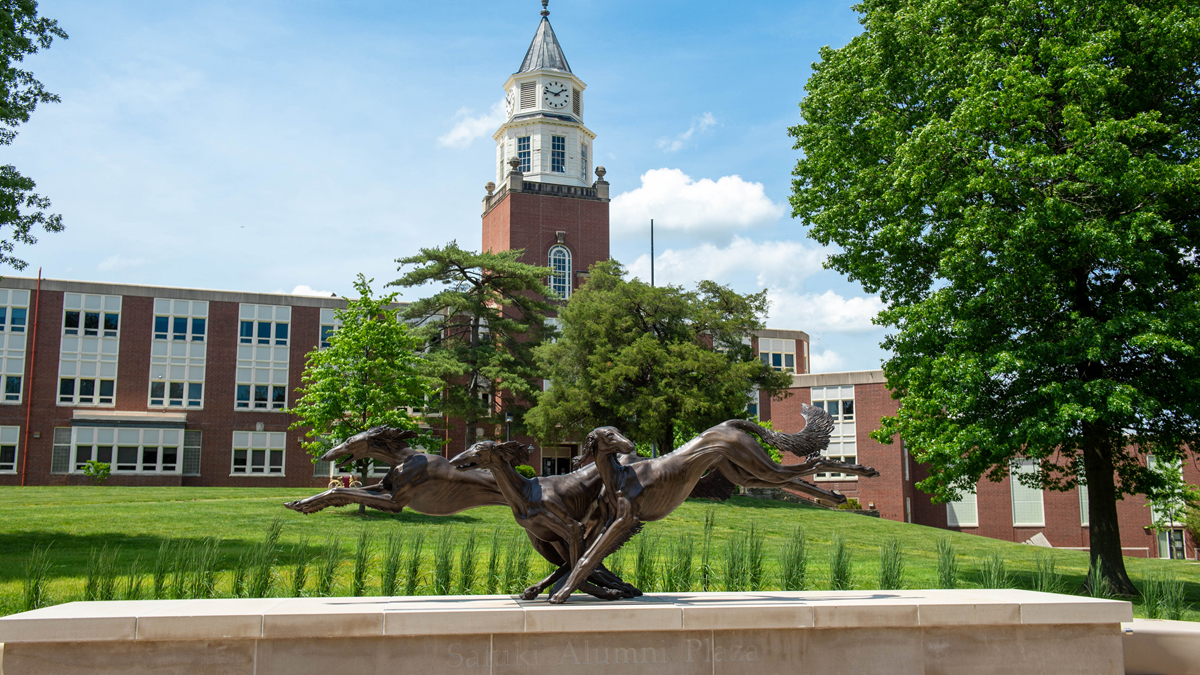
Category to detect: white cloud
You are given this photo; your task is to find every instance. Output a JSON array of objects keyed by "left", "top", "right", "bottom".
[
  {"left": 437, "top": 100, "right": 506, "bottom": 148},
  {"left": 657, "top": 112, "right": 717, "bottom": 152},
  {"left": 628, "top": 236, "right": 825, "bottom": 290},
  {"left": 769, "top": 289, "right": 885, "bottom": 333},
  {"left": 291, "top": 284, "right": 336, "bottom": 297},
  {"left": 96, "top": 254, "right": 146, "bottom": 272},
  {"left": 611, "top": 169, "right": 785, "bottom": 238},
  {"left": 809, "top": 349, "right": 846, "bottom": 373}
]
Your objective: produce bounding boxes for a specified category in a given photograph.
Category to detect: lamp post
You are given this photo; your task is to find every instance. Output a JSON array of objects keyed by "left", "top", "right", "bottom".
[{"left": 505, "top": 412, "right": 513, "bottom": 442}]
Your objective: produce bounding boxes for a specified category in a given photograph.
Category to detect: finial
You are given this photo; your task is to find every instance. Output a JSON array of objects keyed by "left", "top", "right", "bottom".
[
  {"left": 541, "top": 0, "right": 549, "bottom": 17},
  {"left": 508, "top": 157, "right": 522, "bottom": 174},
  {"left": 485, "top": 181, "right": 495, "bottom": 196},
  {"left": 595, "top": 165, "right": 606, "bottom": 180}
]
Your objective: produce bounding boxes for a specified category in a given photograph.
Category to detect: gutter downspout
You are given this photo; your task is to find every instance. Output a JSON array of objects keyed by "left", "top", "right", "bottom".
[{"left": 20, "top": 269, "right": 41, "bottom": 486}]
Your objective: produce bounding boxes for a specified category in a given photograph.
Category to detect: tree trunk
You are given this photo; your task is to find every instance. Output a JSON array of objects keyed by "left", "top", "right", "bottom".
[
  {"left": 659, "top": 429, "right": 674, "bottom": 457},
  {"left": 465, "top": 417, "right": 475, "bottom": 452},
  {"left": 1082, "top": 432, "right": 1138, "bottom": 596},
  {"left": 358, "top": 460, "right": 368, "bottom": 517}
]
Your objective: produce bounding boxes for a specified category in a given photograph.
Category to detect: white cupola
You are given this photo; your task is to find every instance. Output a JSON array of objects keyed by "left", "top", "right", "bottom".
[{"left": 494, "top": 1, "right": 596, "bottom": 188}]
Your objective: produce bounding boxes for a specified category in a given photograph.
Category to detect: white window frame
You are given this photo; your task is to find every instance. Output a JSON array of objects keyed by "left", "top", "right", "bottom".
[
  {"left": 811, "top": 385, "right": 856, "bottom": 481},
  {"left": 0, "top": 289, "right": 29, "bottom": 404},
  {"left": 1010, "top": 460, "right": 1045, "bottom": 527},
  {"left": 319, "top": 308, "right": 341, "bottom": 349},
  {"left": 548, "top": 245, "right": 572, "bottom": 300},
  {"left": 946, "top": 488, "right": 979, "bottom": 527},
  {"left": 550, "top": 135, "right": 566, "bottom": 173},
  {"left": 1079, "top": 483, "right": 1089, "bottom": 526},
  {"left": 149, "top": 299, "right": 207, "bottom": 409},
  {"left": 231, "top": 431, "right": 287, "bottom": 476},
  {"left": 759, "top": 338, "right": 797, "bottom": 373},
  {"left": 71, "top": 426, "right": 183, "bottom": 474},
  {"left": 58, "top": 294, "right": 121, "bottom": 407},
  {"left": 580, "top": 142, "right": 588, "bottom": 181},
  {"left": 0, "top": 425, "right": 18, "bottom": 473},
  {"left": 236, "top": 304, "right": 290, "bottom": 411},
  {"left": 517, "top": 136, "right": 531, "bottom": 173}
]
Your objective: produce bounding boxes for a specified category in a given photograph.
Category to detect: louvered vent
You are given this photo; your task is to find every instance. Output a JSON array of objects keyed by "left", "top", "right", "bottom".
[
  {"left": 520, "top": 82, "right": 536, "bottom": 109},
  {"left": 51, "top": 427, "right": 72, "bottom": 474},
  {"left": 182, "top": 430, "right": 202, "bottom": 476},
  {"left": 573, "top": 89, "right": 581, "bottom": 116}
]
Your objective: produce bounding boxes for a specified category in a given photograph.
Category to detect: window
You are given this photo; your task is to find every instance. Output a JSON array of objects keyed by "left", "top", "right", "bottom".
[
  {"left": 231, "top": 431, "right": 286, "bottom": 475},
  {"left": 811, "top": 385, "right": 856, "bottom": 480},
  {"left": 946, "top": 488, "right": 978, "bottom": 527},
  {"left": 58, "top": 294, "right": 121, "bottom": 406},
  {"left": 519, "top": 81, "right": 536, "bottom": 109},
  {"left": 236, "top": 304, "right": 291, "bottom": 410},
  {"left": 1010, "top": 460, "right": 1045, "bottom": 527},
  {"left": 517, "top": 136, "right": 531, "bottom": 173},
  {"left": 0, "top": 426, "right": 17, "bottom": 472},
  {"left": 319, "top": 308, "right": 341, "bottom": 349},
  {"left": 581, "top": 142, "right": 588, "bottom": 181},
  {"left": 0, "top": 289, "right": 29, "bottom": 404},
  {"left": 1158, "top": 529, "right": 1187, "bottom": 560},
  {"left": 551, "top": 135, "right": 566, "bottom": 173},
  {"left": 548, "top": 245, "right": 572, "bottom": 300},
  {"left": 759, "top": 338, "right": 797, "bottom": 372},
  {"left": 149, "top": 299, "right": 207, "bottom": 408},
  {"left": 71, "top": 427, "right": 181, "bottom": 474},
  {"left": 747, "top": 388, "right": 759, "bottom": 418},
  {"left": 572, "top": 88, "right": 581, "bottom": 116}
]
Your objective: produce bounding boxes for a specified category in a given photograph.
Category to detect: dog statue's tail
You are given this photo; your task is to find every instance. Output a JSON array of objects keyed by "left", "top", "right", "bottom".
[{"left": 723, "top": 403, "right": 834, "bottom": 460}]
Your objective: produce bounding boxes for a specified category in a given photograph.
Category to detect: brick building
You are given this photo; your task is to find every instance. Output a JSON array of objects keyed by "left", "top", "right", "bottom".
[{"left": 763, "top": 369, "right": 1196, "bottom": 561}]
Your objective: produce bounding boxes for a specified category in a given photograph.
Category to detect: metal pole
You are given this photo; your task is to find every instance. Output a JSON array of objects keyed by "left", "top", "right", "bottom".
[
  {"left": 20, "top": 269, "right": 40, "bottom": 486},
  {"left": 650, "top": 219, "right": 654, "bottom": 287}
]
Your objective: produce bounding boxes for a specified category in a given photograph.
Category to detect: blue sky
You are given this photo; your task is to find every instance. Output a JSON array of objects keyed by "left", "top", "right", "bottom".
[{"left": 9, "top": 0, "right": 889, "bottom": 372}]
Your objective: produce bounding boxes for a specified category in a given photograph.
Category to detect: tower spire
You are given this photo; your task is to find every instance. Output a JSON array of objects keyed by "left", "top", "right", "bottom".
[{"left": 541, "top": 0, "right": 549, "bottom": 18}]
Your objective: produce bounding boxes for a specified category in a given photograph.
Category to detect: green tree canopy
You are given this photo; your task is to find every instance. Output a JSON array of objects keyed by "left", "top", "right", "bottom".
[
  {"left": 391, "top": 241, "right": 554, "bottom": 451},
  {"left": 526, "top": 260, "right": 793, "bottom": 453},
  {"left": 0, "top": 1, "right": 66, "bottom": 270},
  {"left": 290, "top": 274, "right": 435, "bottom": 512},
  {"left": 789, "top": 0, "right": 1200, "bottom": 594}
]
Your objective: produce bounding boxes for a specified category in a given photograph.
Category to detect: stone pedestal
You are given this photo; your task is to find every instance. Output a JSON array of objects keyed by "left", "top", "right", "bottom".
[{"left": 0, "top": 589, "right": 1131, "bottom": 675}]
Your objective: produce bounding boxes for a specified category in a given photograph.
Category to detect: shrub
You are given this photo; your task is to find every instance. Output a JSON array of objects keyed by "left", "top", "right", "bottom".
[
  {"left": 352, "top": 528, "right": 373, "bottom": 596},
  {"left": 978, "top": 551, "right": 1010, "bottom": 590},
  {"left": 828, "top": 534, "right": 853, "bottom": 590},
  {"left": 837, "top": 498, "right": 862, "bottom": 510},
  {"left": 82, "top": 460, "right": 111, "bottom": 485},
  {"left": 779, "top": 526, "right": 808, "bottom": 591},
  {"left": 514, "top": 465, "right": 536, "bottom": 478},
  {"left": 380, "top": 531, "right": 403, "bottom": 597},
  {"left": 21, "top": 544, "right": 53, "bottom": 612},
  {"left": 936, "top": 538, "right": 958, "bottom": 590},
  {"left": 878, "top": 536, "right": 905, "bottom": 590}
]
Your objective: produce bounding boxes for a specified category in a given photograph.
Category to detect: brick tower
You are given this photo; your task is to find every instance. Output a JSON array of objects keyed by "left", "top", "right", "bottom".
[{"left": 481, "top": 0, "right": 610, "bottom": 298}]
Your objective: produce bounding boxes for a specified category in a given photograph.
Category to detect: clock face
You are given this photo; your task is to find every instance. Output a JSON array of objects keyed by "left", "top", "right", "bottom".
[
  {"left": 505, "top": 89, "right": 515, "bottom": 116},
  {"left": 543, "top": 81, "right": 569, "bottom": 109}
]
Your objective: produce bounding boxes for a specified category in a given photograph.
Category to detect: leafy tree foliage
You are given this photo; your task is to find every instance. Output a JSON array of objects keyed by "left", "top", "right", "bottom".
[
  {"left": 0, "top": 2, "right": 67, "bottom": 270},
  {"left": 526, "top": 260, "right": 793, "bottom": 453},
  {"left": 290, "top": 275, "right": 435, "bottom": 511},
  {"left": 391, "top": 242, "right": 554, "bottom": 452},
  {"left": 789, "top": 0, "right": 1200, "bottom": 594}
]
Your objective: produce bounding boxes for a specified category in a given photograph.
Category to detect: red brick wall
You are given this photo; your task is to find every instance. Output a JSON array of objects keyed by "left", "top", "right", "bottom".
[{"left": 482, "top": 191, "right": 610, "bottom": 287}]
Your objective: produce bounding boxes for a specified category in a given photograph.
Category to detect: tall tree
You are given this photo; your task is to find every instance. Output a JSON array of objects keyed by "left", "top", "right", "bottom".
[
  {"left": 526, "top": 260, "right": 793, "bottom": 453},
  {"left": 0, "top": 2, "right": 66, "bottom": 270},
  {"left": 392, "top": 241, "right": 554, "bottom": 451},
  {"left": 290, "top": 275, "right": 435, "bottom": 514},
  {"left": 789, "top": 0, "right": 1200, "bottom": 595}
]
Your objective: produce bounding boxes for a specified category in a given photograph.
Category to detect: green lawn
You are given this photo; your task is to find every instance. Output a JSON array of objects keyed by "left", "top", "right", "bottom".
[{"left": 1, "top": 486, "right": 1197, "bottom": 618}]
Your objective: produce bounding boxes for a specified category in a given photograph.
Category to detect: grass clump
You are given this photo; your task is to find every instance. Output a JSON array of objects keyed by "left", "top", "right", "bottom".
[
  {"left": 152, "top": 541, "right": 173, "bottom": 599},
  {"left": 403, "top": 529, "right": 427, "bottom": 596},
  {"left": 352, "top": 528, "right": 373, "bottom": 596},
  {"left": 699, "top": 508, "right": 716, "bottom": 592},
  {"left": 1085, "top": 559, "right": 1109, "bottom": 599},
  {"left": 433, "top": 527, "right": 455, "bottom": 595},
  {"left": 978, "top": 551, "right": 1010, "bottom": 590},
  {"left": 828, "top": 533, "right": 853, "bottom": 590},
  {"left": 248, "top": 518, "right": 284, "bottom": 598},
  {"left": 878, "top": 536, "right": 905, "bottom": 590},
  {"left": 779, "top": 526, "right": 808, "bottom": 591},
  {"left": 315, "top": 535, "right": 342, "bottom": 597},
  {"left": 747, "top": 522, "right": 765, "bottom": 591},
  {"left": 1033, "top": 551, "right": 1060, "bottom": 594},
  {"left": 936, "top": 538, "right": 959, "bottom": 589},
  {"left": 380, "top": 531, "right": 403, "bottom": 597},
  {"left": 456, "top": 529, "right": 479, "bottom": 594},
  {"left": 483, "top": 527, "right": 502, "bottom": 594},
  {"left": 661, "top": 534, "right": 694, "bottom": 592},
  {"left": 634, "top": 532, "right": 660, "bottom": 593},
  {"left": 122, "top": 556, "right": 144, "bottom": 600},
  {"left": 21, "top": 544, "right": 53, "bottom": 612},
  {"left": 291, "top": 536, "right": 312, "bottom": 597},
  {"left": 84, "top": 545, "right": 120, "bottom": 601}
]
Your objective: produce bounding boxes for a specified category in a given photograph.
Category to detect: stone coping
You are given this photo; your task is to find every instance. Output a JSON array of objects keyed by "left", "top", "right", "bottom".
[{"left": 0, "top": 590, "right": 1131, "bottom": 644}]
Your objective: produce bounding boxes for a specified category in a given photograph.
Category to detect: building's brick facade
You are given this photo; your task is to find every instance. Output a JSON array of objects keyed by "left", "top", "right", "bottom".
[{"left": 767, "top": 369, "right": 1193, "bottom": 560}]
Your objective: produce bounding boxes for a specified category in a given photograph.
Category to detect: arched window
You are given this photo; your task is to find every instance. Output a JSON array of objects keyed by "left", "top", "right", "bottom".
[{"left": 548, "top": 245, "right": 572, "bottom": 299}]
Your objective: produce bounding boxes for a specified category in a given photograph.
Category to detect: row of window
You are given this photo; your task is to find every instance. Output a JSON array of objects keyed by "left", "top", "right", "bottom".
[
  {"left": 759, "top": 338, "right": 798, "bottom": 373},
  {"left": 508, "top": 136, "right": 584, "bottom": 176},
  {"left": 42, "top": 426, "right": 290, "bottom": 476}
]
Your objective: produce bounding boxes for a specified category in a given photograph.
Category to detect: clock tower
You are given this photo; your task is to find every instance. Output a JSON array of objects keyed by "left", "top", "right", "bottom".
[{"left": 482, "top": 0, "right": 610, "bottom": 302}]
